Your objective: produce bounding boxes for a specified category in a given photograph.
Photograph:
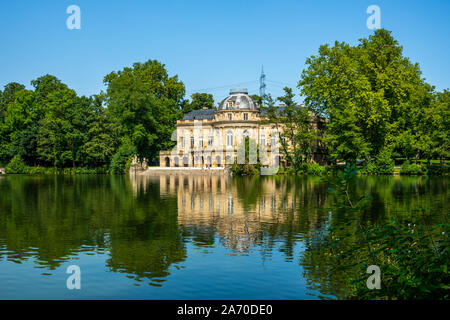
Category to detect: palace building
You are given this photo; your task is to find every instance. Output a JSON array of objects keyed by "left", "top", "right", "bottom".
[{"left": 159, "top": 88, "right": 325, "bottom": 169}]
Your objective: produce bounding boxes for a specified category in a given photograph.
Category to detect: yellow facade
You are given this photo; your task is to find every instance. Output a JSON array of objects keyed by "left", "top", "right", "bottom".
[{"left": 159, "top": 88, "right": 325, "bottom": 168}]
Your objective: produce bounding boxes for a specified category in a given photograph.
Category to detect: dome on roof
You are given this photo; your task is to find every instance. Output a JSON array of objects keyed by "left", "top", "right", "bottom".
[{"left": 218, "top": 88, "right": 257, "bottom": 110}]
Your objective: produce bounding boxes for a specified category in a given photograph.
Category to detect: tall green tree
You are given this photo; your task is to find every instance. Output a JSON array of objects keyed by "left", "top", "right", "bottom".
[
  {"left": 262, "top": 88, "right": 317, "bottom": 170},
  {"left": 182, "top": 92, "right": 214, "bottom": 114},
  {"left": 299, "top": 29, "right": 433, "bottom": 163},
  {"left": 0, "top": 82, "right": 27, "bottom": 163},
  {"left": 250, "top": 94, "right": 263, "bottom": 107},
  {"left": 0, "top": 82, "right": 25, "bottom": 108},
  {"left": 421, "top": 90, "right": 450, "bottom": 160},
  {"left": 37, "top": 87, "right": 92, "bottom": 167},
  {"left": 81, "top": 94, "right": 122, "bottom": 167},
  {"left": 104, "top": 59, "right": 185, "bottom": 164},
  {"left": 0, "top": 86, "right": 36, "bottom": 164}
]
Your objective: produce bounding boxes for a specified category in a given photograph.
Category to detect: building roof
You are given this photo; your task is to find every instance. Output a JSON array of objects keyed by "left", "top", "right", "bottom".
[
  {"left": 182, "top": 108, "right": 216, "bottom": 120},
  {"left": 259, "top": 106, "right": 285, "bottom": 117},
  {"left": 218, "top": 88, "right": 258, "bottom": 111}
]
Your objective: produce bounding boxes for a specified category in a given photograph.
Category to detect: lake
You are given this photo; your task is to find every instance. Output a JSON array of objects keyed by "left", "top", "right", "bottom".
[{"left": 0, "top": 174, "right": 448, "bottom": 299}]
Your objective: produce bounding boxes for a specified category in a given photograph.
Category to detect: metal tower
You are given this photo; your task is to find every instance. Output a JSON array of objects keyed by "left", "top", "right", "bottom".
[{"left": 259, "top": 65, "right": 266, "bottom": 98}]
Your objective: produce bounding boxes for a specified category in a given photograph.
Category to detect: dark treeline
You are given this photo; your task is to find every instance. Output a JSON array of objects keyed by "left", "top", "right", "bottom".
[{"left": 0, "top": 60, "right": 214, "bottom": 173}]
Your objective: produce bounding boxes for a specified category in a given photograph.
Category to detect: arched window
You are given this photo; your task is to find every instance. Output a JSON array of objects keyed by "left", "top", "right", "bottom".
[{"left": 227, "top": 130, "right": 233, "bottom": 147}]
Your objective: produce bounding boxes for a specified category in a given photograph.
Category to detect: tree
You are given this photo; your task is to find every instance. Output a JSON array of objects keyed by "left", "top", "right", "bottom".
[
  {"left": 0, "top": 82, "right": 27, "bottom": 164},
  {"left": 0, "top": 82, "right": 25, "bottom": 108},
  {"left": 0, "top": 87, "right": 36, "bottom": 164},
  {"left": 37, "top": 87, "right": 92, "bottom": 167},
  {"left": 325, "top": 106, "right": 370, "bottom": 163},
  {"left": 299, "top": 29, "right": 433, "bottom": 163},
  {"left": 110, "top": 138, "right": 137, "bottom": 174},
  {"left": 250, "top": 94, "right": 263, "bottom": 107},
  {"left": 424, "top": 90, "right": 450, "bottom": 160},
  {"left": 182, "top": 92, "right": 214, "bottom": 114},
  {"left": 232, "top": 136, "right": 260, "bottom": 175},
  {"left": 104, "top": 59, "right": 185, "bottom": 164},
  {"left": 31, "top": 74, "right": 68, "bottom": 103},
  {"left": 261, "top": 88, "right": 318, "bottom": 170},
  {"left": 81, "top": 94, "right": 122, "bottom": 167}
]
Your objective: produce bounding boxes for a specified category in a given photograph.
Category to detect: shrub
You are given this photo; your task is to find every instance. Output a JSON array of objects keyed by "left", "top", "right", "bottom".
[
  {"left": 325, "top": 164, "right": 450, "bottom": 299},
  {"left": 27, "top": 166, "right": 56, "bottom": 174},
  {"left": 231, "top": 163, "right": 259, "bottom": 176},
  {"left": 360, "top": 150, "right": 394, "bottom": 175},
  {"left": 22, "top": 166, "right": 110, "bottom": 175},
  {"left": 306, "top": 163, "right": 326, "bottom": 176},
  {"left": 285, "top": 167, "right": 296, "bottom": 175},
  {"left": 400, "top": 161, "right": 422, "bottom": 175},
  {"left": 5, "top": 155, "right": 29, "bottom": 174},
  {"left": 360, "top": 162, "right": 377, "bottom": 175},
  {"left": 424, "top": 163, "right": 449, "bottom": 176},
  {"left": 291, "top": 163, "right": 327, "bottom": 176},
  {"left": 110, "top": 142, "right": 137, "bottom": 174}
]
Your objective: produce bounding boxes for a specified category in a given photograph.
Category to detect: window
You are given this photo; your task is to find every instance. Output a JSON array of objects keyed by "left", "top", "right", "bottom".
[
  {"left": 244, "top": 113, "right": 248, "bottom": 121},
  {"left": 227, "top": 130, "right": 233, "bottom": 147},
  {"left": 190, "top": 136, "right": 194, "bottom": 148},
  {"left": 228, "top": 113, "right": 232, "bottom": 121},
  {"left": 243, "top": 130, "right": 249, "bottom": 139},
  {"left": 199, "top": 137, "right": 203, "bottom": 148},
  {"left": 260, "top": 134, "right": 265, "bottom": 147},
  {"left": 208, "top": 136, "right": 213, "bottom": 147},
  {"left": 271, "top": 134, "right": 276, "bottom": 147},
  {"left": 180, "top": 137, "right": 185, "bottom": 148}
]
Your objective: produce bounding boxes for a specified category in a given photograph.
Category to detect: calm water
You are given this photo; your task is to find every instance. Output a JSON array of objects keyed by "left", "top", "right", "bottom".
[{"left": 0, "top": 174, "right": 448, "bottom": 299}]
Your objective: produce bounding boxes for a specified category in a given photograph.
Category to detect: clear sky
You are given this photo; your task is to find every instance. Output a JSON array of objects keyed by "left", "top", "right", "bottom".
[{"left": 1, "top": 0, "right": 449, "bottom": 103}]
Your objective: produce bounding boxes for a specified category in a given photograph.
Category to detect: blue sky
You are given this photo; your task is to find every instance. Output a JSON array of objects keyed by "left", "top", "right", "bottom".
[{"left": 0, "top": 0, "right": 449, "bottom": 103}]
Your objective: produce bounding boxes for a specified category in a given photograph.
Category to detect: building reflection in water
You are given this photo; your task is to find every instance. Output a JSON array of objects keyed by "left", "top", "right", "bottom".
[{"left": 131, "top": 174, "right": 328, "bottom": 255}]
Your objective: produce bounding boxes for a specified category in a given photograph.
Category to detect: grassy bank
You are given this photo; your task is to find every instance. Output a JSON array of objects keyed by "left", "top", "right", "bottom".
[
  {"left": 6, "top": 166, "right": 110, "bottom": 175},
  {"left": 233, "top": 161, "right": 449, "bottom": 176}
]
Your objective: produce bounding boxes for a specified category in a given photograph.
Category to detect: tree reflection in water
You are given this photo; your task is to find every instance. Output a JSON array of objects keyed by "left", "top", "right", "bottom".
[{"left": 0, "top": 174, "right": 447, "bottom": 298}]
